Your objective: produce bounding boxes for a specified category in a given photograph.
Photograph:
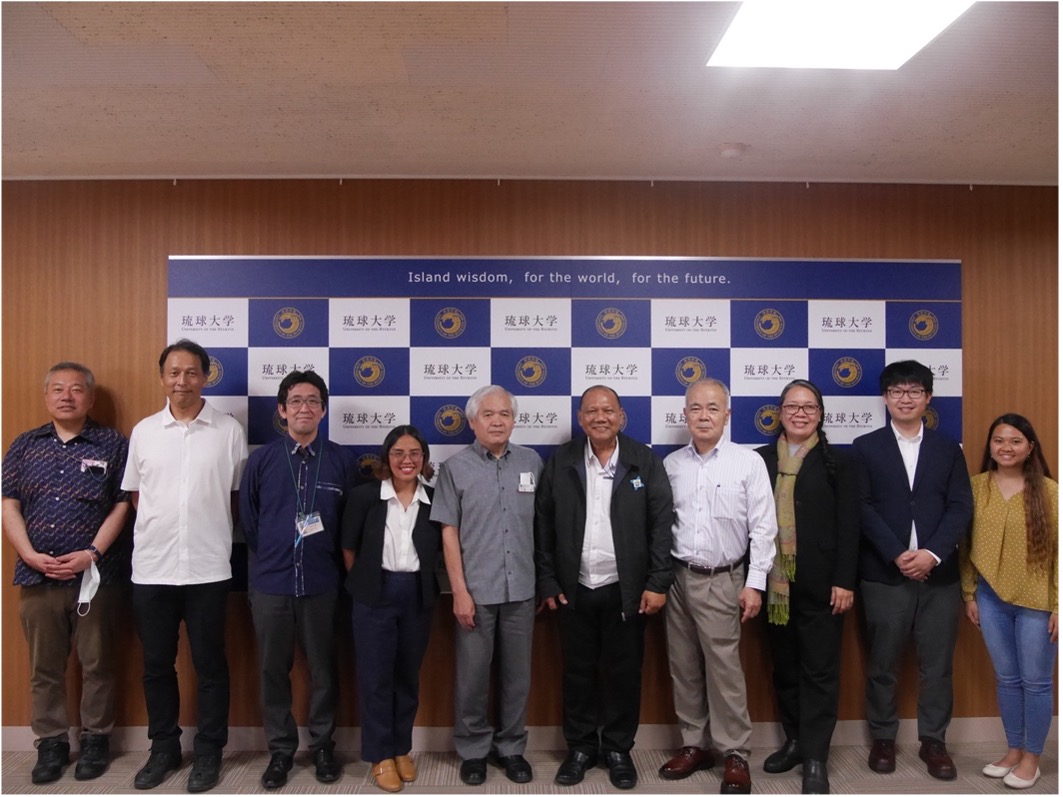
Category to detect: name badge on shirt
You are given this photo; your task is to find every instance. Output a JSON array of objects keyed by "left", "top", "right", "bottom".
[
  {"left": 519, "top": 471, "right": 537, "bottom": 493},
  {"left": 81, "top": 458, "right": 107, "bottom": 475},
  {"left": 296, "top": 512, "right": 325, "bottom": 538}
]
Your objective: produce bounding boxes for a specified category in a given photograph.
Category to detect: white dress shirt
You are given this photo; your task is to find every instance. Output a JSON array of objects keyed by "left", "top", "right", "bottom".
[
  {"left": 890, "top": 420, "right": 937, "bottom": 561},
  {"left": 122, "top": 401, "right": 248, "bottom": 585},
  {"left": 579, "top": 439, "right": 620, "bottom": 588},
  {"left": 664, "top": 440, "right": 778, "bottom": 591},
  {"left": 380, "top": 477, "right": 430, "bottom": 573}
]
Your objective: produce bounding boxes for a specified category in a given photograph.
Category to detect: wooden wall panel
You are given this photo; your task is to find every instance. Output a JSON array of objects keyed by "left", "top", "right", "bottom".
[{"left": 2, "top": 179, "right": 1057, "bottom": 733}]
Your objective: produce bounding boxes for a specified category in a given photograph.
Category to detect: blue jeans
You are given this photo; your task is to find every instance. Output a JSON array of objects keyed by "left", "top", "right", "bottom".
[{"left": 976, "top": 577, "right": 1057, "bottom": 755}]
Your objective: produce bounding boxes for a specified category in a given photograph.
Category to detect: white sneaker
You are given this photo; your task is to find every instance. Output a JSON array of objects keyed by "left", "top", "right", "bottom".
[
  {"left": 1003, "top": 767, "right": 1041, "bottom": 789},
  {"left": 983, "top": 762, "right": 1015, "bottom": 778}
]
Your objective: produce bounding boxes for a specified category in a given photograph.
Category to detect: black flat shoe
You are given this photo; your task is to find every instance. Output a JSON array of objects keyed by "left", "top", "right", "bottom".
[
  {"left": 555, "top": 750, "right": 598, "bottom": 786},
  {"left": 459, "top": 757, "right": 487, "bottom": 785},
  {"left": 261, "top": 752, "right": 293, "bottom": 790},
  {"left": 604, "top": 751, "right": 638, "bottom": 790},
  {"left": 802, "top": 759, "right": 830, "bottom": 794},
  {"left": 764, "top": 738, "right": 801, "bottom": 774},
  {"left": 495, "top": 754, "right": 533, "bottom": 783},
  {"left": 134, "top": 750, "right": 182, "bottom": 790}
]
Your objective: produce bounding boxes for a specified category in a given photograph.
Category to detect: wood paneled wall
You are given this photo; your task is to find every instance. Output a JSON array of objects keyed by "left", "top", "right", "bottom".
[{"left": 2, "top": 179, "right": 1057, "bottom": 731}]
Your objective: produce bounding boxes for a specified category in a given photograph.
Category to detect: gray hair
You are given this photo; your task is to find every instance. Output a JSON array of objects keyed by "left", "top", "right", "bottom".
[
  {"left": 465, "top": 384, "right": 517, "bottom": 420},
  {"left": 44, "top": 361, "right": 96, "bottom": 392},
  {"left": 684, "top": 378, "right": 730, "bottom": 405}
]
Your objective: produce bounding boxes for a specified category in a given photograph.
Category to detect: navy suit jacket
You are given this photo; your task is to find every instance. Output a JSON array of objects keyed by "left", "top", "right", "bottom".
[{"left": 851, "top": 424, "right": 972, "bottom": 586}]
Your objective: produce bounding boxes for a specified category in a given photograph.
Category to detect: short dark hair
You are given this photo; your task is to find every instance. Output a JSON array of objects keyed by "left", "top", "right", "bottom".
[
  {"left": 374, "top": 424, "right": 435, "bottom": 482},
  {"left": 158, "top": 339, "right": 210, "bottom": 375},
  {"left": 579, "top": 384, "right": 621, "bottom": 408},
  {"left": 878, "top": 360, "right": 933, "bottom": 395},
  {"left": 277, "top": 370, "right": 328, "bottom": 408}
]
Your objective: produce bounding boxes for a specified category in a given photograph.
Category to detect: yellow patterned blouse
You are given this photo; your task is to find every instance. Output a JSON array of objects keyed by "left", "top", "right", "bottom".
[{"left": 960, "top": 472, "right": 1058, "bottom": 614}]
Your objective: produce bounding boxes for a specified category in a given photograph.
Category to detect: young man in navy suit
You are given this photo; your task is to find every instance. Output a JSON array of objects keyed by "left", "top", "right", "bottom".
[{"left": 852, "top": 361, "right": 972, "bottom": 781}]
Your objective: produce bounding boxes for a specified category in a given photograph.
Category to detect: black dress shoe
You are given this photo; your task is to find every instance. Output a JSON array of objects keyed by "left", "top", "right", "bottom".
[
  {"left": 802, "top": 759, "right": 830, "bottom": 794},
  {"left": 135, "top": 749, "right": 183, "bottom": 790},
  {"left": 75, "top": 734, "right": 110, "bottom": 780},
  {"left": 604, "top": 751, "right": 638, "bottom": 790},
  {"left": 186, "top": 753, "right": 222, "bottom": 793},
  {"left": 555, "top": 750, "right": 598, "bottom": 786},
  {"left": 261, "top": 752, "right": 294, "bottom": 790},
  {"left": 764, "top": 738, "right": 801, "bottom": 773},
  {"left": 31, "top": 737, "right": 70, "bottom": 784},
  {"left": 495, "top": 754, "right": 533, "bottom": 783},
  {"left": 460, "top": 757, "right": 488, "bottom": 785},
  {"left": 313, "top": 746, "right": 342, "bottom": 783}
]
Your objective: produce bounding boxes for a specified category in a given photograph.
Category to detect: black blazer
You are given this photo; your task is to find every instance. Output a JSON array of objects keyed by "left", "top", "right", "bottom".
[
  {"left": 341, "top": 481, "right": 442, "bottom": 609},
  {"left": 534, "top": 432, "right": 675, "bottom": 618},
  {"left": 851, "top": 425, "right": 973, "bottom": 586},
  {"left": 756, "top": 443, "right": 860, "bottom": 600}
]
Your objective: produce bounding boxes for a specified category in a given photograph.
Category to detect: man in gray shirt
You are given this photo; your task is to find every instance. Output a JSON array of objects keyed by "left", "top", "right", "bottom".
[{"left": 431, "top": 385, "right": 543, "bottom": 787}]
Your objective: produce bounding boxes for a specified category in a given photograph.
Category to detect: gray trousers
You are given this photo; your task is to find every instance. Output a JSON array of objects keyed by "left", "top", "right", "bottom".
[
  {"left": 453, "top": 598, "right": 534, "bottom": 759},
  {"left": 861, "top": 578, "right": 961, "bottom": 742},
  {"left": 249, "top": 590, "right": 338, "bottom": 755}
]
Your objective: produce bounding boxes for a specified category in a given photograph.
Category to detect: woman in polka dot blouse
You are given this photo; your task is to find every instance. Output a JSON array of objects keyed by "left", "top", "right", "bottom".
[{"left": 961, "top": 413, "right": 1057, "bottom": 791}]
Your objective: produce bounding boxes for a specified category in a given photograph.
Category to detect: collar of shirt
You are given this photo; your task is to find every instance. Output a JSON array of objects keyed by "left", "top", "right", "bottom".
[
  {"left": 288, "top": 437, "right": 318, "bottom": 457},
  {"left": 379, "top": 477, "right": 431, "bottom": 506},
  {"left": 472, "top": 438, "right": 509, "bottom": 462},
  {"left": 890, "top": 420, "right": 924, "bottom": 444},
  {"left": 684, "top": 438, "right": 723, "bottom": 463},
  {"left": 584, "top": 437, "right": 619, "bottom": 475},
  {"left": 161, "top": 399, "right": 216, "bottom": 427},
  {"left": 29, "top": 418, "right": 102, "bottom": 444}
]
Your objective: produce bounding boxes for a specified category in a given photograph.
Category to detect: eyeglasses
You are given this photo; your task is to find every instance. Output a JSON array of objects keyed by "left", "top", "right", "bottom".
[
  {"left": 781, "top": 403, "right": 820, "bottom": 416},
  {"left": 286, "top": 397, "right": 323, "bottom": 409},
  {"left": 389, "top": 449, "right": 424, "bottom": 461},
  {"left": 886, "top": 387, "right": 926, "bottom": 400}
]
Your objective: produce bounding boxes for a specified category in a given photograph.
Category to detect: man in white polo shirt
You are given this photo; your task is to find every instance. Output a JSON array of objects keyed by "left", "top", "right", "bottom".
[{"left": 121, "top": 339, "right": 248, "bottom": 794}]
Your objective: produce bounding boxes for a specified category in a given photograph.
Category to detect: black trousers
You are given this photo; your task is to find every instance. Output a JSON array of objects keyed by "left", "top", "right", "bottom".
[
  {"left": 558, "top": 583, "right": 646, "bottom": 755},
  {"left": 766, "top": 584, "right": 843, "bottom": 761},
  {"left": 132, "top": 581, "right": 231, "bottom": 756}
]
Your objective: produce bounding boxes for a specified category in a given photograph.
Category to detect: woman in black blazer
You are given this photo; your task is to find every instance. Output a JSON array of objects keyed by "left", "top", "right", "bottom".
[
  {"left": 342, "top": 425, "right": 442, "bottom": 793},
  {"left": 755, "top": 379, "right": 859, "bottom": 795}
]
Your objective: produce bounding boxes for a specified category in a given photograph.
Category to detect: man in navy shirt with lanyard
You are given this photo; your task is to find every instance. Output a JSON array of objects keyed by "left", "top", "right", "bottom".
[{"left": 240, "top": 370, "right": 357, "bottom": 790}]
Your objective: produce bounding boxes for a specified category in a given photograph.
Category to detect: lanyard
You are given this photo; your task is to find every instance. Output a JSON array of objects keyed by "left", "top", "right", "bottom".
[{"left": 285, "top": 441, "right": 323, "bottom": 523}]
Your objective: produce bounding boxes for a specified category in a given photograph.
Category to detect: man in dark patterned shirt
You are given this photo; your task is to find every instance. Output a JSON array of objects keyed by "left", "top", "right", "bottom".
[{"left": 1, "top": 362, "right": 131, "bottom": 785}]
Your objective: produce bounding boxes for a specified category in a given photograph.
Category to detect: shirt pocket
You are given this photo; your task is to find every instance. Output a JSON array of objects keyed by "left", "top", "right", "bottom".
[{"left": 711, "top": 486, "right": 747, "bottom": 524}]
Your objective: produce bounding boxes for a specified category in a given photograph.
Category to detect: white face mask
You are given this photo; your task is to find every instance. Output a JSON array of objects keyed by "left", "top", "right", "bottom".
[{"left": 77, "top": 561, "right": 100, "bottom": 616}]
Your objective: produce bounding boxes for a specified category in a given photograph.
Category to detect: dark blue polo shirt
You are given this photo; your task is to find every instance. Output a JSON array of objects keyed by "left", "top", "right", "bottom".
[
  {"left": 240, "top": 435, "right": 358, "bottom": 597},
  {"left": 2, "top": 419, "right": 130, "bottom": 587}
]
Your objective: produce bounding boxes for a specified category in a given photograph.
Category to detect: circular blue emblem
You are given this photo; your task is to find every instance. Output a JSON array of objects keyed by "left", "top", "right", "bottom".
[
  {"left": 354, "top": 356, "right": 386, "bottom": 388},
  {"left": 434, "top": 404, "right": 467, "bottom": 436},
  {"left": 595, "top": 308, "right": 627, "bottom": 340},
  {"left": 909, "top": 309, "right": 939, "bottom": 341},
  {"left": 515, "top": 355, "right": 547, "bottom": 388},
  {"left": 273, "top": 307, "right": 305, "bottom": 339},
  {"left": 675, "top": 356, "right": 707, "bottom": 388},
  {"left": 755, "top": 404, "right": 782, "bottom": 436},
  {"left": 754, "top": 308, "right": 785, "bottom": 340},
  {"left": 435, "top": 307, "right": 467, "bottom": 339},
  {"left": 832, "top": 356, "right": 862, "bottom": 388},
  {"left": 205, "top": 356, "right": 223, "bottom": 389}
]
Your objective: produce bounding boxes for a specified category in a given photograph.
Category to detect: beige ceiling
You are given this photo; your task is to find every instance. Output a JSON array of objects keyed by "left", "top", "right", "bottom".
[{"left": 2, "top": 1, "right": 1057, "bottom": 184}]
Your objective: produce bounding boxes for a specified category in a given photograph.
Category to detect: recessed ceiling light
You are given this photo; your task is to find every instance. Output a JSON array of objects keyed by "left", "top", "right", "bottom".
[{"left": 707, "top": 0, "right": 976, "bottom": 70}]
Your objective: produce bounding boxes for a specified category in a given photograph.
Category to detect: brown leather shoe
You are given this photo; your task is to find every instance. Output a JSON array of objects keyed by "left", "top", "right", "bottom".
[
  {"left": 919, "top": 739, "right": 957, "bottom": 780},
  {"left": 394, "top": 755, "right": 416, "bottom": 783},
  {"left": 720, "top": 754, "right": 751, "bottom": 794},
  {"left": 659, "top": 746, "right": 715, "bottom": 780},
  {"left": 867, "top": 740, "right": 895, "bottom": 774},
  {"left": 372, "top": 759, "right": 402, "bottom": 793}
]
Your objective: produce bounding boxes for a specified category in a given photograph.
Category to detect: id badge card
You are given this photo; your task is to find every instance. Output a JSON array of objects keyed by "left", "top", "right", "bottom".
[
  {"left": 297, "top": 512, "right": 325, "bottom": 538},
  {"left": 518, "top": 471, "right": 536, "bottom": 493},
  {"left": 81, "top": 458, "right": 107, "bottom": 475}
]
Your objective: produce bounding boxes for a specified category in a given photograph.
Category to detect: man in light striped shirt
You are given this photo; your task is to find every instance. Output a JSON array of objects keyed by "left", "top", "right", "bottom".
[{"left": 659, "top": 378, "right": 777, "bottom": 795}]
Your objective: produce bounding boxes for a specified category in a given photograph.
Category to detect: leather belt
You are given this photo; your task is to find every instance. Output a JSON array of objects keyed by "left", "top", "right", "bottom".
[{"left": 672, "top": 556, "right": 739, "bottom": 577}]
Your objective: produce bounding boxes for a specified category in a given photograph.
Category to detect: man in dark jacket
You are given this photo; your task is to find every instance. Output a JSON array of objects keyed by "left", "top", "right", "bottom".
[{"left": 535, "top": 385, "right": 674, "bottom": 790}]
